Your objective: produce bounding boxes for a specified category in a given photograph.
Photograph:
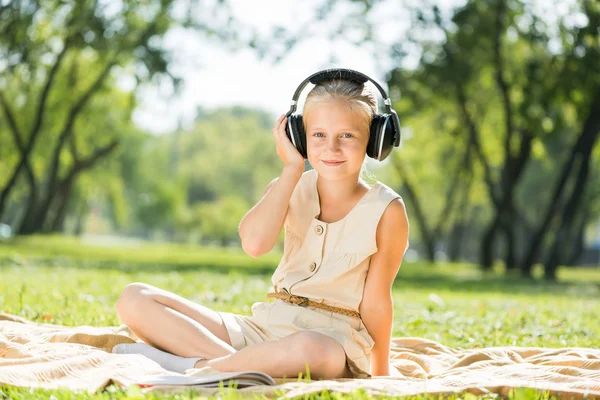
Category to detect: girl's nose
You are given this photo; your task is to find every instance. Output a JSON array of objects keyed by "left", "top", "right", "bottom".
[{"left": 327, "top": 138, "right": 341, "bottom": 152}]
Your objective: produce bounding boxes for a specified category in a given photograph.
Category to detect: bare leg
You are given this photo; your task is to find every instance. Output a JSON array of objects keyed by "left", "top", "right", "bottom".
[
  {"left": 115, "top": 283, "right": 353, "bottom": 379},
  {"left": 198, "top": 331, "right": 353, "bottom": 380},
  {"left": 115, "top": 283, "right": 235, "bottom": 359}
]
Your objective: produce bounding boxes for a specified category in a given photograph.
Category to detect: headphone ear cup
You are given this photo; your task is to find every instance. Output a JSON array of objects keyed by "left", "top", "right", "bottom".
[
  {"left": 296, "top": 116, "right": 308, "bottom": 159},
  {"left": 286, "top": 114, "right": 307, "bottom": 159},
  {"left": 367, "top": 115, "right": 385, "bottom": 159},
  {"left": 368, "top": 114, "right": 395, "bottom": 161}
]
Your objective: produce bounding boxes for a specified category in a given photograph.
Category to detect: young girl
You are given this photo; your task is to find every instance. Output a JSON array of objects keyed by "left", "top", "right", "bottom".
[{"left": 113, "top": 72, "right": 410, "bottom": 380}]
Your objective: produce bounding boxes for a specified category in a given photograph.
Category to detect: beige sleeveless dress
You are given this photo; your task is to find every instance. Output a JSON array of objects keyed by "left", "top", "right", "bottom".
[{"left": 217, "top": 168, "right": 402, "bottom": 378}]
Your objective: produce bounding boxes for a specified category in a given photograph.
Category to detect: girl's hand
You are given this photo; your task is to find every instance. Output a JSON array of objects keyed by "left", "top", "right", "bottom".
[{"left": 273, "top": 114, "right": 304, "bottom": 170}]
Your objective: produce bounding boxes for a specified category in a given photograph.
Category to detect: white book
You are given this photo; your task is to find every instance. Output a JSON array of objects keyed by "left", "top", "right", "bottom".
[{"left": 137, "top": 371, "right": 276, "bottom": 389}]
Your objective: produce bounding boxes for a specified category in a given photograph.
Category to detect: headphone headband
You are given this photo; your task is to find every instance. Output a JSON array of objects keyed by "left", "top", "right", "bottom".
[{"left": 286, "top": 68, "right": 400, "bottom": 147}]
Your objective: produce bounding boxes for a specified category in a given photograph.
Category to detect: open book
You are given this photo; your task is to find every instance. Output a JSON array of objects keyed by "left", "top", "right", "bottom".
[{"left": 136, "top": 371, "right": 276, "bottom": 389}]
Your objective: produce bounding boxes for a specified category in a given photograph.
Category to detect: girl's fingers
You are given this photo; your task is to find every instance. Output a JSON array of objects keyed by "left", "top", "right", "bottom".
[
  {"left": 280, "top": 120, "right": 289, "bottom": 142},
  {"left": 276, "top": 116, "right": 285, "bottom": 133},
  {"left": 273, "top": 116, "right": 282, "bottom": 131},
  {"left": 273, "top": 115, "right": 289, "bottom": 150},
  {"left": 274, "top": 115, "right": 285, "bottom": 132}
]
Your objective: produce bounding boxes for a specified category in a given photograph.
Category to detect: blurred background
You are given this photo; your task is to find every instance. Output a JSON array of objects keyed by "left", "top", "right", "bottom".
[{"left": 1, "top": 0, "right": 599, "bottom": 281}]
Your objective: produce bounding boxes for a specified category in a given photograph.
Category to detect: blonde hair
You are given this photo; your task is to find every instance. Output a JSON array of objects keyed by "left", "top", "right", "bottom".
[
  {"left": 303, "top": 79, "right": 377, "bottom": 133},
  {"left": 303, "top": 79, "right": 378, "bottom": 180}
]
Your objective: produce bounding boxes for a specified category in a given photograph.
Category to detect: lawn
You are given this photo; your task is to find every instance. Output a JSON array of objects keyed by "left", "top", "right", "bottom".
[{"left": 1, "top": 235, "right": 599, "bottom": 399}]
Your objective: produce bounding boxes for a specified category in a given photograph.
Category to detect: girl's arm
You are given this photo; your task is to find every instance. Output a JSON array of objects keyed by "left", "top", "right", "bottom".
[
  {"left": 359, "top": 198, "right": 409, "bottom": 376},
  {"left": 239, "top": 114, "right": 305, "bottom": 258},
  {"left": 238, "top": 164, "right": 303, "bottom": 258}
]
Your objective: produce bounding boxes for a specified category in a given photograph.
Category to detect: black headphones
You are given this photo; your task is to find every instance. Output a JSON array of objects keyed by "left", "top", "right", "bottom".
[{"left": 284, "top": 68, "right": 401, "bottom": 161}]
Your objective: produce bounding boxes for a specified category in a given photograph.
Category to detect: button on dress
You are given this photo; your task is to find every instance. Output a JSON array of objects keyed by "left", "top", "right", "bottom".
[{"left": 217, "top": 168, "right": 403, "bottom": 378}]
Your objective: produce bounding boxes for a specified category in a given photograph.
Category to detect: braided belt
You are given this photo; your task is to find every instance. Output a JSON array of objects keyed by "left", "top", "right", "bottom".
[{"left": 265, "top": 291, "right": 361, "bottom": 319}]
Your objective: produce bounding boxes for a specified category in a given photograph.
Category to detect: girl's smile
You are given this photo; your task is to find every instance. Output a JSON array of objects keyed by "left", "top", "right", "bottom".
[{"left": 321, "top": 160, "right": 345, "bottom": 166}]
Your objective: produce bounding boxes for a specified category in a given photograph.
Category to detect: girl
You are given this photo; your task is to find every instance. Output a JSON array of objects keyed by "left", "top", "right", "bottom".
[{"left": 113, "top": 72, "right": 410, "bottom": 380}]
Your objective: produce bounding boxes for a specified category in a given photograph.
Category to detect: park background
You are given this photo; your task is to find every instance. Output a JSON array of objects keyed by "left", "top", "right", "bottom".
[{"left": 0, "top": 0, "right": 600, "bottom": 397}]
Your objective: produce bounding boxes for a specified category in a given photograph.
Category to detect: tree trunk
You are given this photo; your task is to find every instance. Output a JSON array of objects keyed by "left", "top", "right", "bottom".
[
  {"left": 0, "top": 156, "right": 27, "bottom": 220},
  {"left": 567, "top": 211, "right": 587, "bottom": 266},
  {"left": 447, "top": 222, "right": 464, "bottom": 262},
  {"left": 50, "top": 181, "right": 73, "bottom": 233},
  {"left": 501, "top": 200, "right": 518, "bottom": 270},
  {"left": 544, "top": 139, "right": 594, "bottom": 280},
  {"left": 480, "top": 218, "right": 499, "bottom": 270},
  {"left": 19, "top": 140, "right": 119, "bottom": 235},
  {"left": 447, "top": 177, "right": 472, "bottom": 262},
  {"left": 502, "top": 224, "right": 517, "bottom": 271},
  {"left": 0, "top": 42, "right": 70, "bottom": 220},
  {"left": 21, "top": 60, "right": 119, "bottom": 234},
  {"left": 399, "top": 179, "right": 436, "bottom": 262},
  {"left": 30, "top": 133, "right": 71, "bottom": 233},
  {"left": 544, "top": 227, "right": 564, "bottom": 281},
  {"left": 521, "top": 89, "right": 600, "bottom": 276},
  {"left": 390, "top": 158, "right": 440, "bottom": 262}
]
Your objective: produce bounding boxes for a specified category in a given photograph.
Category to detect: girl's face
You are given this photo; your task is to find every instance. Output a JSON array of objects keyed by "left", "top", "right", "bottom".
[{"left": 304, "top": 100, "right": 370, "bottom": 181}]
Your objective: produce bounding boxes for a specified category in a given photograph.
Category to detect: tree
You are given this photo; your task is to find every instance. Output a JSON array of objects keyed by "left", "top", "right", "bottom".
[
  {"left": 0, "top": 0, "right": 243, "bottom": 234},
  {"left": 381, "top": 0, "right": 600, "bottom": 278}
]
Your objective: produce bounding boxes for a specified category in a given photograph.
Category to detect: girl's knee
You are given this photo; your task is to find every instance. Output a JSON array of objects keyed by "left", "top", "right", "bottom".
[
  {"left": 288, "top": 331, "right": 346, "bottom": 374},
  {"left": 115, "top": 282, "right": 155, "bottom": 319}
]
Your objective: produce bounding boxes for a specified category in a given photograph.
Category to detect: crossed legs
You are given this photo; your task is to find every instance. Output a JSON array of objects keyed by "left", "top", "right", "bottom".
[{"left": 115, "top": 283, "right": 352, "bottom": 379}]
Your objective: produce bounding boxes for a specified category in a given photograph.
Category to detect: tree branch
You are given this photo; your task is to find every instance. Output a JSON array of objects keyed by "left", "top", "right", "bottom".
[
  {"left": 0, "top": 38, "right": 71, "bottom": 218},
  {"left": 29, "top": 37, "right": 71, "bottom": 145},
  {"left": 0, "top": 91, "right": 24, "bottom": 150},
  {"left": 393, "top": 158, "right": 437, "bottom": 261},
  {"left": 433, "top": 131, "right": 474, "bottom": 236},
  {"left": 511, "top": 128, "right": 534, "bottom": 182},
  {"left": 45, "top": 54, "right": 119, "bottom": 194},
  {"left": 63, "top": 139, "right": 120, "bottom": 182},
  {"left": 434, "top": 8, "right": 502, "bottom": 211},
  {"left": 68, "top": 135, "right": 80, "bottom": 164},
  {"left": 521, "top": 87, "right": 600, "bottom": 271},
  {"left": 456, "top": 84, "right": 501, "bottom": 208},
  {"left": 493, "top": 0, "right": 515, "bottom": 190},
  {"left": 0, "top": 92, "right": 37, "bottom": 220}
]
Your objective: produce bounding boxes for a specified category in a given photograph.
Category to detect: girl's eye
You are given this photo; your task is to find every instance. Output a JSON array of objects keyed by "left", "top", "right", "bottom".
[{"left": 313, "top": 133, "right": 353, "bottom": 138}]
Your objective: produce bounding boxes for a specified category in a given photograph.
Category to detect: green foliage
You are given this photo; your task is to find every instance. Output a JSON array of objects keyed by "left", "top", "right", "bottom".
[
  {"left": 161, "top": 106, "right": 282, "bottom": 244},
  {"left": 2, "top": 0, "right": 599, "bottom": 269},
  {"left": 135, "top": 179, "right": 185, "bottom": 231},
  {"left": 384, "top": 0, "right": 600, "bottom": 266},
  {"left": 191, "top": 196, "right": 250, "bottom": 246},
  {"left": 0, "top": 0, "right": 261, "bottom": 239},
  {"left": 30, "top": 104, "right": 286, "bottom": 244},
  {"left": 0, "top": 0, "right": 184, "bottom": 235},
  {"left": 178, "top": 106, "right": 280, "bottom": 202}
]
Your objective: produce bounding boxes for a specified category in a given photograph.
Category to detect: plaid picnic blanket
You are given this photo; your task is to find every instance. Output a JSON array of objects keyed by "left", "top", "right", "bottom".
[{"left": 1, "top": 313, "right": 599, "bottom": 398}]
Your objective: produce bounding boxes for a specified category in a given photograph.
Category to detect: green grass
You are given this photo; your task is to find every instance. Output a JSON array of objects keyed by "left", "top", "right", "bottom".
[{"left": 1, "top": 235, "right": 599, "bottom": 399}]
